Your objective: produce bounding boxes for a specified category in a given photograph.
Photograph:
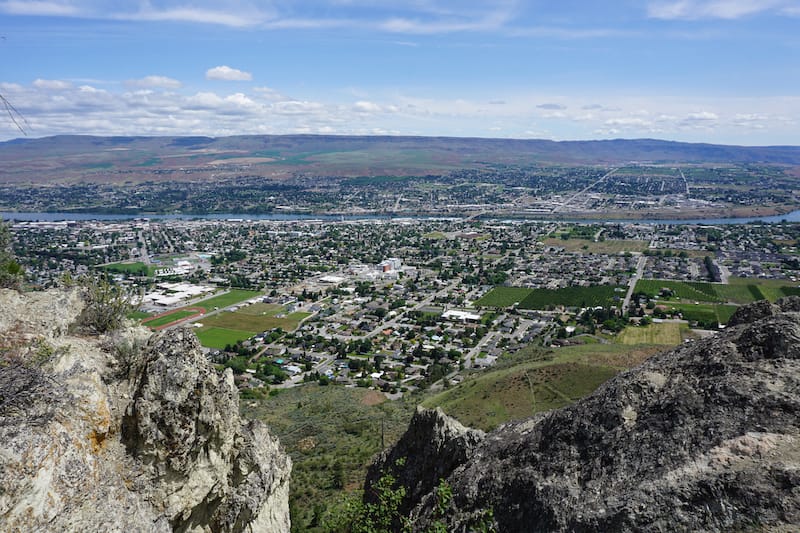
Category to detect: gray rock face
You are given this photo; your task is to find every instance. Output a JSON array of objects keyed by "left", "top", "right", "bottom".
[
  {"left": 365, "top": 406, "right": 485, "bottom": 514},
  {"left": 370, "top": 299, "right": 800, "bottom": 532},
  {"left": 0, "top": 289, "right": 291, "bottom": 533}
]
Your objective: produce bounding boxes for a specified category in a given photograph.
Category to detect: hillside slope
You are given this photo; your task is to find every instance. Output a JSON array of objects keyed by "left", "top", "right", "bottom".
[
  {"left": 2, "top": 135, "right": 800, "bottom": 183},
  {"left": 366, "top": 298, "right": 800, "bottom": 532}
]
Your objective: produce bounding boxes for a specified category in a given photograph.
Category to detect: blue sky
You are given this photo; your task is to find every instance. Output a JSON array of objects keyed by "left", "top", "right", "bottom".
[{"left": 1, "top": 0, "right": 799, "bottom": 144}]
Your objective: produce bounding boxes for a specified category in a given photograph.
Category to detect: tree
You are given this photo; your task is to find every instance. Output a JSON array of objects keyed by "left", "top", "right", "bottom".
[{"left": 0, "top": 219, "right": 23, "bottom": 289}]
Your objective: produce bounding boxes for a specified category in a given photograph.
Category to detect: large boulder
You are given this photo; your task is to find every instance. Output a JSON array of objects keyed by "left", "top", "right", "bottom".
[
  {"left": 0, "top": 289, "right": 291, "bottom": 532},
  {"left": 372, "top": 299, "right": 800, "bottom": 532}
]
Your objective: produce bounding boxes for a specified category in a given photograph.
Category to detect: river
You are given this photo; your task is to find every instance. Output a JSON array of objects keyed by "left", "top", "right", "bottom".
[{"left": 3, "top": 210, "right": 800, "bottom": 225}]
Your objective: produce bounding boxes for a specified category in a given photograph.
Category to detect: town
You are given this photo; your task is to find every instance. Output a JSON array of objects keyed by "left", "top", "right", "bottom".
[{"left": 8, "top": 215, "right": 800, "bottom": 399}]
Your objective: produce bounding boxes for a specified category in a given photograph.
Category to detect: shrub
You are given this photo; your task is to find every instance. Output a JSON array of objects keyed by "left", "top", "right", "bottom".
[{"left": 76, "top": 275, "right": 134, "bottom": 334}]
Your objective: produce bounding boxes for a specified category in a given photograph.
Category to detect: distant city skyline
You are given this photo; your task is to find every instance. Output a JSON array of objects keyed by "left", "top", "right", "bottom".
[{"left": 1, "top": 0, "right": 799, "bottom": 145}]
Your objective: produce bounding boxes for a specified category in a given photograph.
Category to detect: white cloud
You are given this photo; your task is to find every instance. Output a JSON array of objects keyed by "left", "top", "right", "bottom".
[
  {"left": 78, "top": 85, "right": 105, "bottom": 93},
  {"left": 124, "top": 6, "right": 265, "bottom": 28},
  {"left": 32, "top": 78, "right": 72, "bottom": 90},
  {"left": 206, "top": 66, "right": 253, "bottom": 81},
  {"left": 685, "top": 111, "right": 718, "bottom": 120},
  {"left": 0, "top": 0, "right": 79, "bottom": 16},
  {"left": 253, "top": 86, "right": 289, "bottom": 101},
  {"left": 605, "top": 117, "right": 653, "bottom": 127},
  {"left": 353, "top": 101, "right": 382, "bottom": 113},
  {"left": 126, "top": 76, "right": 182, "bottom": 89},
  {"left": 648, "top": 0, "right": 792, "bottom": 20},
  {"left": 0, "top": 0, "right": 520, "bottom": 34}
]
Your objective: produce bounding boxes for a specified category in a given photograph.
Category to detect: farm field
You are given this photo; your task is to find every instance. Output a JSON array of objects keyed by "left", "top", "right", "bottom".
[
  {"left": 617, "top": 322, "right": 684, "bottom": 345},
  {"left": 637, "top": 277, "right": 800, "bottom": 305},
  {"left": 660, "top": 302, "right": 738, "bottom": 326},
  {"left": 727, "top": 277, "right": 800, "bottom": 302},
  {"left": 542, "top": 238, "right": 648, "bottom": 254},
  {"left": 635, "top": 279, "right": 721, "bottom": 302},
  {"left": 474, "top": 286, "right": 533, "bottom": 307},
  {"left": 193, "top": 289, "right": 261, "bottom": 312},
  {"left": 518, "top": 285, "right": 623, "bottom": 310}
]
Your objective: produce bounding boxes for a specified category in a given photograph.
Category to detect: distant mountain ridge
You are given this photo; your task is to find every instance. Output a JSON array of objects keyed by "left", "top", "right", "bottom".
[{"left": 2, "top": 134, "right": 800, "bottom": 184}]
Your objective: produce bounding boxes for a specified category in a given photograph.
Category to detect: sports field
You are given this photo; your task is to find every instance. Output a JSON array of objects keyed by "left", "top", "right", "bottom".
[
  {"left": 193, "top": 290, "right": 261, "bottom": 312},
  {"left": 195, "top": 327, "right": 258, "bottom": 350},
  {"left": 194, "top": 307, "right": 311, "bottom": 349}
]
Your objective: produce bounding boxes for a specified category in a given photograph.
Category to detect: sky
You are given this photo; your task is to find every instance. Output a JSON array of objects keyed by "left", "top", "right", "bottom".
[{"left": 1, "top": 0, "right": 799, "bottom": 145}]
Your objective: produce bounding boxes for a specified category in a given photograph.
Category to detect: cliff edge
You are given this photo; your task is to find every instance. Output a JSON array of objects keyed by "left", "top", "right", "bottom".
[
  {"left": 367, "top": 298, "right": 800, "bottom": 532},
  {"left": 0, "top": 289, "right": 291, "bottom": 532}
]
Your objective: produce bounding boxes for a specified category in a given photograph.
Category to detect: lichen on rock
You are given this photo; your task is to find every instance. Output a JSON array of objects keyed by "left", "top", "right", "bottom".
[{"left": 0, "top": 289, "right": 291, "bottom": 533}]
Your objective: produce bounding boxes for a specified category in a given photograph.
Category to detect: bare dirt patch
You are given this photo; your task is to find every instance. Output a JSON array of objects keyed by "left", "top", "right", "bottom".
[{"left": 360, "top": 390, "right": 386, "bottom": 406}]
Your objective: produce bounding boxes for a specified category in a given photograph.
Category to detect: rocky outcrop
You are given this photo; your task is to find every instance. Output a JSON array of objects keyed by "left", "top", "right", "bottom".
[
  {"left": 0, "top": 289, "right": 291, "bottom": 532},
  {"left": 370, "top": 297, "right": 800, "bottom": 532},
  {"left": 365, "top": 407, "right": 485, "bottom": 515}
]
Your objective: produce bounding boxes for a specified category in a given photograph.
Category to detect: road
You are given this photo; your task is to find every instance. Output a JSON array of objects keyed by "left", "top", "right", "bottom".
[
  {"left": 678, "top": 168, "right": 690, "bottom": 195},
  {"left": 622, "top": 254, "right": 647, "bottom": 311},
  {"left": 553, "top": 167, "right": 618, "bottom": 213},
  {"left": 137, "top": 229, "right": 150, "bottom": 264}
]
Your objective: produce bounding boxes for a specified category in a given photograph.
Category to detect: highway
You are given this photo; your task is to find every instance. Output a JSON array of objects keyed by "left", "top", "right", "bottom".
[{"left": 622, "top": 254, "right": 647, "bottom": 311}]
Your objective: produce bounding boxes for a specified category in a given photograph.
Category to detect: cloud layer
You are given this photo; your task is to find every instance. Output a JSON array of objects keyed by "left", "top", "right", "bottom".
[{"left": 1, "top": 77, "right": 796, "bottom": 144}]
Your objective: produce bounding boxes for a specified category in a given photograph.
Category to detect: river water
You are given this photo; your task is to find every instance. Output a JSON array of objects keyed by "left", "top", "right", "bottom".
[{"left": 3, "top": 210, "right": 800, "bottom": 225}]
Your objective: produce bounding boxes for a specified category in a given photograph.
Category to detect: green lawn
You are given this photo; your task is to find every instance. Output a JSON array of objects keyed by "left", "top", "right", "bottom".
[
  {"left": 101, "top": 261, "right": 156, "bottom": 276},
  {"left": 236, "top": 302, "right": 284, "bottom": 316},
  {"left": 142, "top": 309, "right": 200, "bottom": 328},
  {"left": 128, "top": 310, "right": 152, "bottom": 320},
  {"left": 198, "top": 309, "right": 306, "bottom": 333},
  {"left": 474, "top": 286, "right": 533, "bottom": 307},
  {"left": 194, "top": 290, "right": 261, "bottom": 312},
  {"left": 194, "top": 327, "right": 256, "bottom": 349},
  {"left": 193, "top": 307, "right": 309, "bottom": 349}
]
